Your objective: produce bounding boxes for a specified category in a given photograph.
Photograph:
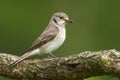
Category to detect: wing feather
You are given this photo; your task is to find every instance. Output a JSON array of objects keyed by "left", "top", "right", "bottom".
[{"left": 24, "top": 24, "right": 59, "bottom": 53}]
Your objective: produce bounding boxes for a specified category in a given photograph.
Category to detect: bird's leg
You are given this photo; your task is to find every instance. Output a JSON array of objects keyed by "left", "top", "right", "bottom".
[{"left": 48, "top": 53, "right": 56, "bottom": 58}]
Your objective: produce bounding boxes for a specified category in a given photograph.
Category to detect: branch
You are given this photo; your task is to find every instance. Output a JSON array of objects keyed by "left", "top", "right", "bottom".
[{"left": 0, "top": 49, "right": 120, "bottom": 80}]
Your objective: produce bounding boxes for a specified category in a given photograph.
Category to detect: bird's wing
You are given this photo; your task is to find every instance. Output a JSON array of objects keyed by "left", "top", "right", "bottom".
[
  {"left": 10, "top": 26, "right": 59, "bottom": 66},
  {"left": 24, "top": 25, "right": 59, "bottom": 53}
]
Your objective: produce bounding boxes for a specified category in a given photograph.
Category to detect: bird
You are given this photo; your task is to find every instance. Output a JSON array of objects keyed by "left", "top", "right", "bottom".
[{"left": 10, "top": 12, "right": 72, "bottom": 66}]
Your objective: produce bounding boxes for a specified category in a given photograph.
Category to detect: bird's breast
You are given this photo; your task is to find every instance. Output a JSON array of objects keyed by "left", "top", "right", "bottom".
[{"left": 40, "top": 26, "right": 66, "bottom": 53}]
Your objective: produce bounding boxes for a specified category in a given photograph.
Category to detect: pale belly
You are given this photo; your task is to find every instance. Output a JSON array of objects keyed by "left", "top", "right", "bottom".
[{"left": 40, "top": 27, "right": 66, "bottom": 54}]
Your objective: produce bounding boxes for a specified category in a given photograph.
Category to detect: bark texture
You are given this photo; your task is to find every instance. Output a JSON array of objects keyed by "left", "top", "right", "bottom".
[{"left": 0, "top": 49, "right": 120, "bottom": 80}]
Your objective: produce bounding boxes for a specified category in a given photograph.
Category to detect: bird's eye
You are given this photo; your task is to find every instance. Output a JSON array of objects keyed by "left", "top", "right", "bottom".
[{"left": 59, "top": 17, "right": 63, "bottom": 19}]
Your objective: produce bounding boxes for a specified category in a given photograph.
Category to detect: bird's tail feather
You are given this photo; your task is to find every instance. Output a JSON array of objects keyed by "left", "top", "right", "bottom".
[{"left": 10, "top": 52, "right": 30, "bottom": 67}]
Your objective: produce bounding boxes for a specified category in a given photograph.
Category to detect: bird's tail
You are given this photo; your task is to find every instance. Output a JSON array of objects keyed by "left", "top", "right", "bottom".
[{"left": 10, "top": 52, "right": 30, "bottom": 67}]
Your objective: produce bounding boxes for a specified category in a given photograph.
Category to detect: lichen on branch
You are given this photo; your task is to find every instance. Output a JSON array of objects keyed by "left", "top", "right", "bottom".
[{"left": 0, "top": 49, "right": 120, "bottom": 80}]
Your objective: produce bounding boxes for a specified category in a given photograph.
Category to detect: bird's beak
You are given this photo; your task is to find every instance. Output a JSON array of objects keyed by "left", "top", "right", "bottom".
[{"left": 66, "top": 19, "right": 72, "bottom": 23}]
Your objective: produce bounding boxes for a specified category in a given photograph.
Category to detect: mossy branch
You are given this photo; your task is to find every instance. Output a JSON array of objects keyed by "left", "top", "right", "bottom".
[{"left": 0, "top": 49, "right": 120, "bottom": 80}]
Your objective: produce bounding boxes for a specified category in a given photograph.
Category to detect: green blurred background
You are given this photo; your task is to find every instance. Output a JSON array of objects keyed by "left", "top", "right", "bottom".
[{"left": 0, "top": 0, "right": 120, "bottom": 80}]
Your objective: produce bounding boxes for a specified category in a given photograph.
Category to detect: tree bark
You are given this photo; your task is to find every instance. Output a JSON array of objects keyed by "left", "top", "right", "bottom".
[{"left": 0, "top": 49, "right": 120, "bottom": 80}]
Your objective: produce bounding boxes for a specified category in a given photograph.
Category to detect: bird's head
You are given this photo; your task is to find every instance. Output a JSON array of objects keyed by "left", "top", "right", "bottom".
[{"left": 51, "top": 12, "right": 72, "bottom": 26}]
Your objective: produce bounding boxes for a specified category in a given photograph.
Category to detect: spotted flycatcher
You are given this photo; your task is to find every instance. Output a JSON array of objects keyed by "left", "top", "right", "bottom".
[{"left": 11, "top": 12, "right": 72, "bottom": 66}]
